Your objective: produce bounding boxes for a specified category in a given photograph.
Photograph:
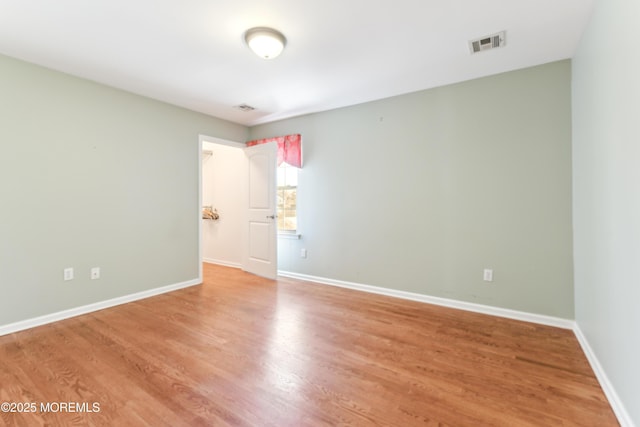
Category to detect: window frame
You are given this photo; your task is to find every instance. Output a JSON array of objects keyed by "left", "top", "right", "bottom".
[{"left": 276, "top": 162, "right": 298, "bottom": 236}]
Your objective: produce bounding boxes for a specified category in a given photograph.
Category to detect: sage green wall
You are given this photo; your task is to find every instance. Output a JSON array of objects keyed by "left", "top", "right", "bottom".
[
  {"left": 252, "top": 60, "right": 574, "bottom": 318},
  {"left": 0, "top": 54, "right": 247, "bottom": 326},
  {"left": 572, "top": 0, "right": 640, "bottom": 423}
]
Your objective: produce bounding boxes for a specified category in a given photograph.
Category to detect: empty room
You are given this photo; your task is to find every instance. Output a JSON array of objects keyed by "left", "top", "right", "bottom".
[{"left": 0, "top": 0, "right": 637, "bottom": 426}]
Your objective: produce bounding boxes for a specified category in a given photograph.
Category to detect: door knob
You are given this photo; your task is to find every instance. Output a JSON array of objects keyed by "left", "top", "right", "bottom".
[{"left": 266, "top": 215, "right": 276, "bottom": 219}]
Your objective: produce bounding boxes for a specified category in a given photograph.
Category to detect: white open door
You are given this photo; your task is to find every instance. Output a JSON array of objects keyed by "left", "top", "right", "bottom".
[{"left": 243, "top": 142, "right": 277, "bottom": 279}]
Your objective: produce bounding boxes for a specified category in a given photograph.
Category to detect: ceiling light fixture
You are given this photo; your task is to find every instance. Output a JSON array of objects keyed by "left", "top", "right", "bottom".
[{"left": 244, "top": 27, "right": 286, "bottom": 60}]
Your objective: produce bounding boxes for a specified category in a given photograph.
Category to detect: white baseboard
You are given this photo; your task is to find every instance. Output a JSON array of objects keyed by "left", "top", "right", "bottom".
[
  {"left": 278, "top": 269, "right": 633, "bottom": 426},
  {"left": 573, "top": 325, "right": 635, "bottom": 427},
  {"left": 203, "top": 258, "right": 242, "bottom": 269},
  {"left": 278, "top": 270, "right": 575, "bottom": 329},
  {"left": 1, "top": 266, "right": 631, "bottom": 427},
  {"left": 0, "top": 278, "right": 201, "bottom": 337}
]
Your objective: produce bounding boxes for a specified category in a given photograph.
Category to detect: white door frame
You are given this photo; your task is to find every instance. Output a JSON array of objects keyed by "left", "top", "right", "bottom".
[{"left": 197, "top": 134, "right": 246, "bottom": 282}]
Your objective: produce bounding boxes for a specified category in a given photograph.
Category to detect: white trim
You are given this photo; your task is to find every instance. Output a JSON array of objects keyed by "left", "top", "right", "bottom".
[
  {"left": 277, "top": 270, "right": 575, "bottom": 329},
  {"left": 198, "top": 137, "right": 203, "bottom": 283},
  {"left": 278, "top": 232, "right": 301, "bottom": 240},
  {"left": 203, "top": 258, "right": 242, "bottom": 269},
  {"left": 573, "top": 325, "right": 635, "bottom": 427},
  {"left": 0, "top": 279, "right": 201, "bottom": 337},
  {"left": 1, "top": 265, "right": 631, "bottom": 427},
  {"left": 198, "top": 134, "right": 245, "bottom": 282},
  {"left": 199, "top": 134, "right": 245, "bottom": 149},
  {"left": 277, "top": 269, "right": 633, "bottom": 426}
]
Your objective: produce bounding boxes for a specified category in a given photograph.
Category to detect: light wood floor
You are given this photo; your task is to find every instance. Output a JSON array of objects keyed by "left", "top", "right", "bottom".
[{"left": 0, "top": 264, "right": 618, "bottom": 426}]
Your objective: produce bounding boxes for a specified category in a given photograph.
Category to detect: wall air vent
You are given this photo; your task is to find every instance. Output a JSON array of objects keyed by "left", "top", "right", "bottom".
[
  {"left": 234, "top": 103, "right": 256, "bottom": 112},
  {"left": 469, "top": 31, "right": 506, "bottom": 54}
]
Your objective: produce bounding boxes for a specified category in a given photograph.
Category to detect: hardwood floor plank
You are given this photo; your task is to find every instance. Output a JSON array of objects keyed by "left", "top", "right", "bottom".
[{"left": 0, "top": 263, "right": 618, "bottom": 426}]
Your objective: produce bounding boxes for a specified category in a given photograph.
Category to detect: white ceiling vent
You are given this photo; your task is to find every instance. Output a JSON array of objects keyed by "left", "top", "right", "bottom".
[
  {"left": 469, "top": 31, "right": 506, "bottom": 54},
  {"left": 234, "top": 103, "right": 256, "bottom": 112}
]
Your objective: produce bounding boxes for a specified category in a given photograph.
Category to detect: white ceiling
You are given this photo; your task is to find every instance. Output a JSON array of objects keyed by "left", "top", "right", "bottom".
[{"left": 0, "top": 1, "right": 594, "bottom": 127}]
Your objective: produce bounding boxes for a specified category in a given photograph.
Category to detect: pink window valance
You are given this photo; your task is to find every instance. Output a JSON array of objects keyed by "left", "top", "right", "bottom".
[{"left": 246, "top": 134, "right": 302, "bottom": 168}]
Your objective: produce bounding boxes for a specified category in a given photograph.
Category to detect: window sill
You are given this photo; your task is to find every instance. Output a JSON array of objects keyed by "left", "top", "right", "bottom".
[{"left": 278, "top": 232, "right": 301, "bottom": 240}]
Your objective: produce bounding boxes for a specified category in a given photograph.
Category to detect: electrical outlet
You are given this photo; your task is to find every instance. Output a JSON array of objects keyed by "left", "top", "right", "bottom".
[
  {"left": 63, "top": 268, "right": 74, "bottom": 281},
  {"left": 300, "top": 248, "right": 307, "bottom": 258},
  {"left": 483, "top": 269, "right": 493, "bottom": 282},
  {"left": 91, "top": 267, "right": 100, "bottom": 280}
]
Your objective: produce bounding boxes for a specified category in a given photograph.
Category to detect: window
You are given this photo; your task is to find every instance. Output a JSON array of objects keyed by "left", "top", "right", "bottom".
[{"left": 277, "top": 162, "right": 297, "bottom": 232}]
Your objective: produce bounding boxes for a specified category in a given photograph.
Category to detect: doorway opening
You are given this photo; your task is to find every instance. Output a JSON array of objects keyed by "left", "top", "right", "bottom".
[{"left": 198, "top": 135, "right": 278, "bottom": 280}]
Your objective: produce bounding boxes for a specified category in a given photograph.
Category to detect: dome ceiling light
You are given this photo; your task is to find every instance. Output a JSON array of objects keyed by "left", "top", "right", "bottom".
[{"left": 244, "top": 27, "right": 286, "bottom": 59}]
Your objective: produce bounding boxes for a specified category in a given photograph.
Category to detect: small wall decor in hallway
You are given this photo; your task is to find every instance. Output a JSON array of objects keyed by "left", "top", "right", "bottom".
[{"left": 202, "top": 206, "right": 219, "bottom": 220}]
